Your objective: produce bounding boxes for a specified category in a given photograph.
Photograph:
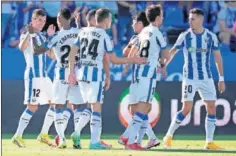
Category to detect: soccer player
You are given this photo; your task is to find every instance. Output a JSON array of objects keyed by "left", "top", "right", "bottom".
[
  {"left": 11, "top": 9, "right": 54, "bottom": 147},
  {"left": 32, "top": 8, "right": 85, "bottom": 148},
  {"left": 68, "top": 8, "right": 146, "bottom": 150},
  {"left": 119, "top": 11, "right": 160, "bottom": 149},
  {"left": 123, "top": 5, "right": 169, "bottom": 150},
  {"left": 163, "top": 8, "right": 225, "bottom": 150},
  {"left": 69, "top": 9, "right": 112, "bottom": 149}
]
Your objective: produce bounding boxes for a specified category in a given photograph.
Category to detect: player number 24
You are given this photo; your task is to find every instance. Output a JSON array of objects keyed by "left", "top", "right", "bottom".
[{"left": 80, "top": 38, "right": 99, "bottom": 60}]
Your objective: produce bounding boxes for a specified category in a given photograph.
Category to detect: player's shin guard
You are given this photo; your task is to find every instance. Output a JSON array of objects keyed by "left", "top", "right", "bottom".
[
  {"left": 166, "top": 112, "right": 185, "bottom": 137},
  {"left": 136, "top": 115, "right": 148, "bottom": 144},
  {"left": 121, "top": 120, "right": 132, "bottom": 138},
  {"left": 54, "top": 109, "right": 65, "bottom": 139},
  {"left": 40, "top": 106, "right": 54, "bottom": 134},
  {"left": 15, "top": 109, "right": 34, "bottom": 136},
  {"left": 73, "top": 108, "right": 82, "bottom": 131},
  {"left": 205, "top": 114, "right": 216, "bottom": 143},
  {"left": 127, "top": 112, "right": 145, "bottom": 145},
  {"left": 62, "top": 108, "right": 73, "bottom": 132},
  {"left": 90, "top": 112, "right": 102, "bottom": 144},
  {"left": 146, "top": 124, "right": 157, "bottom": 140},
  {"left": 75, "top": 108, "right": 91, "bottom": 133}
]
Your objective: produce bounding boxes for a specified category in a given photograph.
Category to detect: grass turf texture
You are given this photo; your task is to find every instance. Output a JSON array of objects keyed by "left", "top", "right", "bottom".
[{"left": 2, "top": 134, "right": 236, "bottom": 156}]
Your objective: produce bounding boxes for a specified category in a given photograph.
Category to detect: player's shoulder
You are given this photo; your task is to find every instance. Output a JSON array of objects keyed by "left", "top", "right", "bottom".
[
  {"left": 176, "top": 29, "right": 191, "bottom": 39},
  {"left": 130, "top": 35, "right": 138, "bottom": 41},
  {"left": 204, "top": 28, "right": 217, "bottom": 38}
]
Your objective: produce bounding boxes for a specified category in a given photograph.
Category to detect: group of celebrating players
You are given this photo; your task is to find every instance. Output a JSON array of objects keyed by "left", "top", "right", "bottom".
[{"left": 11, "top": 4, "right": 225, "bottom": 151}]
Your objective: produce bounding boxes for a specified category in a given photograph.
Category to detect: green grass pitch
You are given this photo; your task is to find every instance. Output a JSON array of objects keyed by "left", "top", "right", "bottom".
[{"left": 2, "top": 134, "right": 236, "bottom": 156}]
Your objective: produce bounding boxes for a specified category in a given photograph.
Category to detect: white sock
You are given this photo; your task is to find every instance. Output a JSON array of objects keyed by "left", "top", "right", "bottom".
[
  {"left": 136, "top": 115, "right": 148, "bottom": 144},
  {"left": 166, "top": 112, "right": 185, "bottom": 137},
  {"left": 121, "top": 120, "right": 132, "bottom": 138},
  {"left": 15, "top": 109, "right": 34, "bottom": 137},
  {"left": 63, "top": 108, "right": 73, "bottom": 132},
  {"left": 205, "top": 114, "right": 216, "bottom": 143},
  {"left": 54, "top": 109, "right": 65, "bottom": 138},
  {"left": 90, "top": 112, "right": 102, "bottom": 144},
  {"left": 40, "top": 106, "right": 54, "bottom": 134},
  {"left": 75, "top": 108, "right": 91, "bottom": 134},
  {"left": 146, "top": 124, "right": 157, "bottom": 140},
  {"left": 127, "top": 112, "right": 145, "bottom": 145}
]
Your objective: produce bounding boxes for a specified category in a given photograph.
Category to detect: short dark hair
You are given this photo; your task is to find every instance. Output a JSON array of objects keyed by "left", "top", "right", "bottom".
[
  {"left": 189, "top": 8, "right": 204, "bottom": 16},
  {"left": 133, "top": 11, "right": 149, "bottom": 27},
  {"left": 86, "top": 9, "right": 96, "bottom": 21},
  {"left": 145, "top": 4, "right": 162, "bottom": 23},
  {"left": 59, "top": 7, "right": 72, "bottom": 20},
  {"left": 32, "top": 9, "right": 46, "bottom": 18},
  {"left": 95, "top": 8, "right": 111, "bottom": 23}
]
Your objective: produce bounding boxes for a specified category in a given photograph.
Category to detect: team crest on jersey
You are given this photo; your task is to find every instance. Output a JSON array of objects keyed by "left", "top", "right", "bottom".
[
  {"left": 188, "top": 47, "right": 195, "bottom": 53},
  {"left": 205, "top": 37, "right": 209, "bottom": 43}
]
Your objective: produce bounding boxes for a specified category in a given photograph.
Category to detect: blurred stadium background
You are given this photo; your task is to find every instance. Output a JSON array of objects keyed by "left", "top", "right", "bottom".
[{"left": 1, "top": 1, "right": 236, "bottom": 155}]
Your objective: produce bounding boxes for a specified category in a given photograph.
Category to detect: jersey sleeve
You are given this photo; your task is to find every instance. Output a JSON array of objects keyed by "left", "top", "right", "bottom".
[
  {"left": 74, "top": 29, "right": 81, "bottom": 47},
  {"left": 19, "top": 32, "right": 28, "bottom": 48},
  {"left": 44, "top": 33, "right": 58, "bottom": 50},
  {"left": 212, "top": 33, "right": 220, "bottom": 51},
  {"left": 156, "top": 31, "right": 167, "bottom": 50},
  {"left": 104, "top": 34, "right": 113, "bottom": 54},
  {"left": 173, "top": 33, "right": 185, "bottom": 50}
]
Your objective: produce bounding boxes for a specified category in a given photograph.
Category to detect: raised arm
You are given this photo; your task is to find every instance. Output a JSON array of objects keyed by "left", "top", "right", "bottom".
[{"left": 19, "top": 32, "right": 30, "bottom": 52}]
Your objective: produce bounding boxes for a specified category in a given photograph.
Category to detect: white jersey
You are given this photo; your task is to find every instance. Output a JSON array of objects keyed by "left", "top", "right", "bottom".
[
  {"left": 134, "top": 24, "right": 167, "bottom": 79},
  {"left": 74, "top": 27, "right": 113, "bottom": 82},
  {"left": 20, "top": 31, "right": 47, "bottom": 79},
  {"left": 45, "top": 27, "right": 80, "bottom": 81},
  {"left": 173, "top": 28, "right": 220, "bottom": 80}
]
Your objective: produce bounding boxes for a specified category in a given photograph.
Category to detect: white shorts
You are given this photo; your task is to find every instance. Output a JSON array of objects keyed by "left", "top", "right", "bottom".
[
  {"left": 79, "top": 81, "right": 104, "bottom": 104},
  {"left": 24, "top": 77, "right": 52, "bottom": 105},
  {"left": 182, "top": 78, "right": 216, "bottom": 102},
  {"left": 129, "top": 78, "right": 157, "bottom": 104},
  {"left": 52, "top": 80, "right": 84, "bottom": 105}
]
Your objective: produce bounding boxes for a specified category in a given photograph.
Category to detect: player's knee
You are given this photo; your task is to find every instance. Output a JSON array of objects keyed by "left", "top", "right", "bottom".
[
  {"left": 91, "top": 103, "right": 101, "bottom": 113},
  {"left": 147, "top": 103, "right": 152, "bottom": 113},
  {"left": 87, "top": 103, "right": 91, "bottom": 108},
  {"left": 66, "top": 103, "right": 73, "bottom": 110},
  {"left": 73, "top": 105, "right": 80, "bottom": 110},
  {"left": 48, "top": 101, "right": 55, "bottom": 106},
  {"left": 205, "top": 101, "right": 216, "bottom": 113},
  {"left": 129, "top": 105, "right": 136, "bottom": 116},
  {"left": 137, "top": 102, "right": 150, "bottom": 114},
  {"left": 55, "top": 104, "right": 64, "bottom": 109},
  {"left": 27, "top": 104, "right": 38, "bottom": 112},
  {"left": 181, "top": 106, "right": 192, "bottom": 116}
]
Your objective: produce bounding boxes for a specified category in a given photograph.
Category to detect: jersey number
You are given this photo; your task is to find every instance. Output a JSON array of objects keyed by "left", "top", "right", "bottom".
[
  {"left": 184, "top": 85, "right": 192, "bottom": 93},
  {"left": 80, "top": 38, "right": 99, "bottom": 60},
  {"left": 139, "top": 40, "right": 150, "bottom": 58},
  {"left": 60, "top": 45, "right": 79, "bottom": 65},
  {"left": 33, "top": 89, "right": 40, "bottom": 97}
]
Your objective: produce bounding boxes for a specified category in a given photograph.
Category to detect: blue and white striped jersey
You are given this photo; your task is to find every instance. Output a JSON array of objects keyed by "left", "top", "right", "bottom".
[
  {"left": 74, "top": 27, "right": 113, "bottom": 82},
  {"left": 174, "top": 28, "right": 220, "bottom": 80},
  {"left": 20, "top": 32, "right": 47, "bottom": 79},
  {"left": 44, "top": 27, "right": 80, "bottom": 81},
  {"left": 134, "top": 24, "right": 167, "bottom": 79}
]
